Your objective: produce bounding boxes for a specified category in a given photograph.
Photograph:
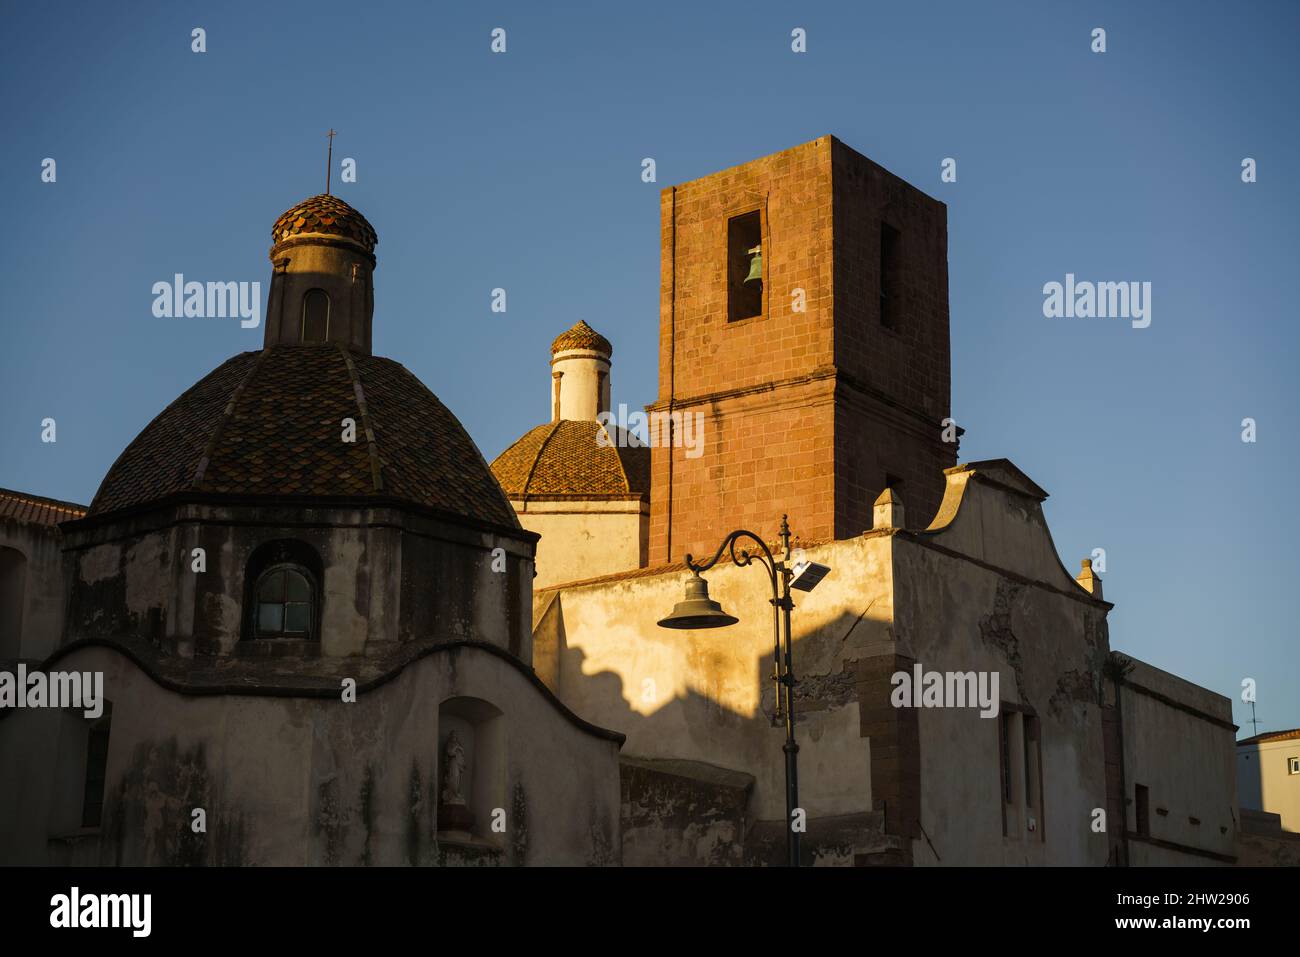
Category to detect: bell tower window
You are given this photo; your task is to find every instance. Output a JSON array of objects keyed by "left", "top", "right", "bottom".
[
  {"left": 301, "top": 288, "right": 330, "bottom": 343},
  {"left": 879, "top": 222, "right": 901, "bottom": 330},
  {"left": 727, "top": 210, "right": 763, "bottom": 323}
]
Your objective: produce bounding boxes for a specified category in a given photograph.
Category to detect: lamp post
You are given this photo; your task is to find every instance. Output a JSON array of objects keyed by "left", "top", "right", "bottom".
[{"left": 656, "top": 515, "right": 830, "bottom": 868}]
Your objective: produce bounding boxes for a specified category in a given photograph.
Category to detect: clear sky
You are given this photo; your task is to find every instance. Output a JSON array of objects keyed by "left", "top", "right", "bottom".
[{"left": 2, "top": 1, "right": 1296, "bottom": 736}]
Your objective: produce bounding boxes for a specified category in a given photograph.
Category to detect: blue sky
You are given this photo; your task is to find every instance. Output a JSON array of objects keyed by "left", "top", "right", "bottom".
[{"left": 2, "top": 1, "right": 1296, "bottom": 735}]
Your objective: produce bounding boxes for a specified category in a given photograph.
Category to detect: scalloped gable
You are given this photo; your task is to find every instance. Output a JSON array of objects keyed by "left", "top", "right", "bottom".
[{"left": 920, "top": 459, "right": 1094, "bottom": 599}]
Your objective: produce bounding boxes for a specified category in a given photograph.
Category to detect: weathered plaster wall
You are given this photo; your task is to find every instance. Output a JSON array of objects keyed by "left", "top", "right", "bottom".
[
  {"left": 541, "top": 459, "right": 1140, "bottom": 865},
  {"left": 895, "top": 464, "right": 1112, "bottom": 866},
  {"left": 620, "top": 757, "right": 752, "bottom": 866},
  {"left": 514, "top": 499, "right": 647, "bottom": 590},
  {"left": 536, "top": 534, "right": 890, "bottom": 830},
  {"left": 59, "top": 502, "right": 534, "bottom": 662},
  {"left": 0, "top": 518, "right": 67, "bottom": 660},
  {"left": 1118, "top": 659, "right": 1237, "bottom": 864},
  {"left": 1235, "top": 809, "right": 1300, "bottom": 865},
  {"left": 0, "top": 642, "right": 620, "bottom": 866}
]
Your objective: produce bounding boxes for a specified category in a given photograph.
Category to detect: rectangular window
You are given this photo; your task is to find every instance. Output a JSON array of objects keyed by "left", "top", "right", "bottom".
[
  {"left": 727, "top": 210, "right": 763, "bottom": 322},
  {"left": 81, "top": 703, "right": 113, "bottom": 828},
  {"left": 1135, "top": 783, "right": 1150, "bottom": 836},
  {"left": 1023, "top": 714, "right": 1043, "bottom": 839},
  {"left": 879, "top": 222, "right": 901, "bottom": 330},
  {"left": 999, "top": 708, "right": 1045, "bottom": 841},
  {"left": 1023, "top": 715, "right": 1038, "bottom": 809},
  {"left": 999, "top": 712, "right": 1013, "bottom": 804},
  {"left": 1288, "top": 756, "right": 1299, "bottom": 775}
]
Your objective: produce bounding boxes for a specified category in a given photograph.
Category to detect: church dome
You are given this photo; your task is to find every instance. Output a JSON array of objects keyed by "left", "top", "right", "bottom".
[
  {"left": 551, "top": 320, "right": 612, "bottom": 357},
  {"left": 88, "top": 345, "right": 516, "bottom": 528},
  {"left": 491, "top": 420, "right": 649, "bottom": 500},
  {"left": 271, "top": 194, "right": 377, "bottom": 254}
]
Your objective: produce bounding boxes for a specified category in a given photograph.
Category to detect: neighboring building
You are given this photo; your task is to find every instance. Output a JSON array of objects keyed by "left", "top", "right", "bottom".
[
  {"left": 0, "top": 137, "right": 1258, "bottom": 867},
  {"left": 0, "top": 489, "right": 86, "bottom": 661},
  {"left": 491, "top": 321, "right": 649, "bottom": 589},
  {"left": 1238, "top": 729, "right": 1300, "bottom": 832},
  {"left": 1104, "top": 657, "right": 1238, "bottom": 865},
  {"left": 1236, "top": 730, "right": 1300, "bottom": 865}
]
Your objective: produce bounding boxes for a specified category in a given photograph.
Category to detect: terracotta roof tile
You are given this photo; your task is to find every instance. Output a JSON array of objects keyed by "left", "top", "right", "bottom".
[
  {"left": 271, "top": 194, "right": 377, "bottom": 253},
  {"left": 1238, "top": 728, "right": 1300, "bottom": 746},
  {"left": 491, "top": 419, "right": 648, "bottom": 499},
  {"left": 0, "top": 487, "right": 87, "bottom": 528},
  {"left": 550, "top": 320, "right": 612, "bottom": 357}
]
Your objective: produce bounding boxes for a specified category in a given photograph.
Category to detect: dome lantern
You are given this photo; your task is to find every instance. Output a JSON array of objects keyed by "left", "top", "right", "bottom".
[
  {"left": 263, "top": 195, "right": 378, "bottom": 354},
  {"left": 549, "top": 320, "right": 612, "bottom": 422}
]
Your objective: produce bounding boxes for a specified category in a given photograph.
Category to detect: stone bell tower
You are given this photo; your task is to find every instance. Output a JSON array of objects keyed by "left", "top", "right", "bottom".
[
  {"left": 263, "top": 194, "right": 378, "bottom": 354},
  {"left": 648, "top": 136, "right": 957, "bottom": 565}
]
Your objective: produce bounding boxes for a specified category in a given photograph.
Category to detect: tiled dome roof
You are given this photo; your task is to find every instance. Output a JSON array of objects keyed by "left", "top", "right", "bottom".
[
  {"left": 550, "top": 320, "right": 612, "bottom": 357},
  {"left": 271, "top": 194, "right": 377, "bottom": 253},
  {"left": 491, "top": 420, "right": 649, "bottom": 499},
  {"left": 88, "top": 346, "right": 516, "bottom": 529}
]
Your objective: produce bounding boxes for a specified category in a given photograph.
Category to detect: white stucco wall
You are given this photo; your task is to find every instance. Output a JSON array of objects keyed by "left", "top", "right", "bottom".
[
  {"left": 514, "top": 498, "right": 647, "bottom": 590},
  {"left": 1238, "top": 736, "right": 1300, "bottom": 833}
]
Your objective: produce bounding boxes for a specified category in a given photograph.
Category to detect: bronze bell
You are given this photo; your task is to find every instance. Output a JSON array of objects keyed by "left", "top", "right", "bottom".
[
  {"left": 656, "top": 572, "right": 739, "bottom": 630},
  {"left": 743, "top": 244, "right": 762, "bottom": 284}
]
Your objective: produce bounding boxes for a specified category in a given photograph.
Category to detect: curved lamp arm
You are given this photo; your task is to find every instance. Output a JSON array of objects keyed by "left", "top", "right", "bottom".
[{"left": 685, "top": 530, "right": 779, "bottom": 597}]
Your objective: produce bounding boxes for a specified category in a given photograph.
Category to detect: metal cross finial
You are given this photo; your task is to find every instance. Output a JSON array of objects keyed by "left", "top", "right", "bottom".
[{"left": 325, "top": 129, "right": 337, "bottom": 194}]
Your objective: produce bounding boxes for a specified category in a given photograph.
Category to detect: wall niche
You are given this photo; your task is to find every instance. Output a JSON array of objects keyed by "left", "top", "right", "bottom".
[{"left": 436, "top": 696, "right": 506, "bottom": 848}]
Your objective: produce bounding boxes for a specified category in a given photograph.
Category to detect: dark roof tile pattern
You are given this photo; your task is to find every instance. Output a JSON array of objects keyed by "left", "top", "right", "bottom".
[
  {"left": 0, "top": 488, "right": 87, "bottom": 527},
  {"left": 550, "top": 320, "right": 612, "bottom": 357},
  {"left": 90, "top": 352, "right": 256, "bottom": 514},
  {"left": 271, "top": 194, "right": 377, "bottom": 253},
  {"left": 88, "top": 346, "right": 517, "bottom": 528},
  {"left": 491, "top": 419, "right": 649, "bottom": 499},
  {"left": 201, "top": 347, "right": 375, "bottom": 497},
  {"left": 353, "top": 353, "right": 518, "bottom": 525},
  {"left": 1238, "top": 728, "right": 1300, "bottom": 746}
]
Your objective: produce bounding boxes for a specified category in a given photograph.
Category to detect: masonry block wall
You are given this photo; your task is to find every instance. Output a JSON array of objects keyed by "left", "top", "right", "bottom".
[
  {"left": 648, "top": 136, "right": 955, "bottom": 565},
  {"left": 857, "top": 652, "right": 921, "bottom": 859}
]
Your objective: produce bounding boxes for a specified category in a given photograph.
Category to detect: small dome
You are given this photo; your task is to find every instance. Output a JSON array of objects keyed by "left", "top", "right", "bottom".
[
  {"left": 491, "top": 420, "right": 648, "bottom": 499},
  {"left": 89, "top": 346, "right": 515, "bottom": 528},
  {"left": 550, "top": 320, "right": 612, "bottom": 357},
  {"left": 271, "top": 194, "right": 377, "bottom": 254}
]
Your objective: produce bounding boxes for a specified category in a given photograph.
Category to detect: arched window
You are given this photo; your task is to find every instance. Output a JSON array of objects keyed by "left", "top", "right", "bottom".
[
  {"left": 301, "top": 288, "right": 330, "bottom": 343},
  {"left": 242, "top": 540, "right": 322, "bottom": 642},
  {"left": 253, "top": 564, "right": 314, "bottom": 638}
]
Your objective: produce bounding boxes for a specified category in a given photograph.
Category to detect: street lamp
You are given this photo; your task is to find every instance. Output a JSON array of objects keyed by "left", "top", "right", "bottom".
[{"left": 656, "top": 514, "right": 830, "bottom": 867}]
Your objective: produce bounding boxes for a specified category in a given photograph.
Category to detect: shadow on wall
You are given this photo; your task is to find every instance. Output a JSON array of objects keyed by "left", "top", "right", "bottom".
[{"left": 538, "top": 595, "right": 895, "bottom": 865}]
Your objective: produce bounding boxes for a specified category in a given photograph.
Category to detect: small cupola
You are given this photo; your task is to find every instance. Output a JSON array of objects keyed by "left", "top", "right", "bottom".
[
  {"left": 549, "top": 320, "right": 612, "bottom": 422},
  {"left": 263, "top": 195, "right": 378, "bottom": 354}
]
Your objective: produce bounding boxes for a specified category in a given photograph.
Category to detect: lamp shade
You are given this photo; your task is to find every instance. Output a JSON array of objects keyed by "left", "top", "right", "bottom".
[{"left": 656, "top": 572, "right": 739, "bottom": 629}]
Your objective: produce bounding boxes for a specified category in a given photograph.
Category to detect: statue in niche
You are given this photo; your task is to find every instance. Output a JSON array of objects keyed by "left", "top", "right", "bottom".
[
  {"left": 437, "top": 729, "right": 475, "bottom": 837},
  {"left": 441, "top": 730, "right": 467, "bottom": 805}
]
